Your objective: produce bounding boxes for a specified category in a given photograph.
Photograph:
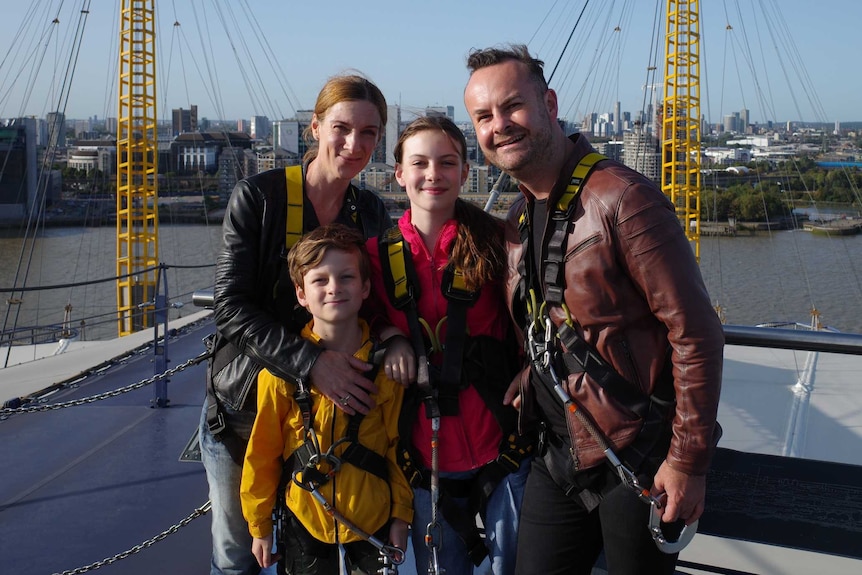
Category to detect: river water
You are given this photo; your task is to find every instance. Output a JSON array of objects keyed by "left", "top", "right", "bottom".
[{"left": 2, "top": 224, "right": 862, "bottom": 340}]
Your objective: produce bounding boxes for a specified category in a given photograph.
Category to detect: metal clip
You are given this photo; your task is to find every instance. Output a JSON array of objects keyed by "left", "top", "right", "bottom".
[{"left": 648, "top": 497, "right": 699, "bottom": 554}]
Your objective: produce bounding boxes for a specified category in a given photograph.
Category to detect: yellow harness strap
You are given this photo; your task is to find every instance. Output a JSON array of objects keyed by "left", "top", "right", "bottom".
[
  {"left": 557, "top": 152, "right": 606, "bottom": 212},
  {"left": 284, "top": 165, "right": 304, "bottom": 250},
  {"left": 384, "top": 227, "right": 411, "bottom": 304}
]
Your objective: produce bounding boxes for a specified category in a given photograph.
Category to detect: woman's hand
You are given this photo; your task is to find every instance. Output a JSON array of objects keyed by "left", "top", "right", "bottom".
[{"left": 310, "top": 349, "right": 378, "bottom": 414}]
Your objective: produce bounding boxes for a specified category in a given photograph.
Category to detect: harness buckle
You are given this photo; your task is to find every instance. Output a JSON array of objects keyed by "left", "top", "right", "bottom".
[{"left": 206, "top": 404, "right": 226, "bottom": 436}]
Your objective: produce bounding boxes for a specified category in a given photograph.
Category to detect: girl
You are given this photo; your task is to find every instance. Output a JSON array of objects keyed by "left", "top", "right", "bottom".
[{"left": 367, "top": 116, "right": 532, "bottom": 575}]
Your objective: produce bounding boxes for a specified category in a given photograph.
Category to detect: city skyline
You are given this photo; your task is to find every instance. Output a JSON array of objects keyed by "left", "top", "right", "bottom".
[{"left": 1, "top": 1, "right": 859, "bottom": 126}]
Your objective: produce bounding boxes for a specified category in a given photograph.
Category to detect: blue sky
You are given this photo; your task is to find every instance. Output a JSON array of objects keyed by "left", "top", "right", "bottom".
[{"left": 1, "top": 0, "right": 859, "bottom": 125}]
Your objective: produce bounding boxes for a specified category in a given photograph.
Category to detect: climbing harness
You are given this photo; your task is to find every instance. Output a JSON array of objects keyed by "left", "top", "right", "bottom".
[
  {"left": 273, "top": 345, "right": 405, "bottom": 573},
  {"left": 517, "top": 152, "right": 696, "bottom": 553}
]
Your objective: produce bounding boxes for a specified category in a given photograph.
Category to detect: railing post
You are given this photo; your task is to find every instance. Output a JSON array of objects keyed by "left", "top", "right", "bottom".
[{"left": 152, "top": 264, "right": 170, "bottom": 408}]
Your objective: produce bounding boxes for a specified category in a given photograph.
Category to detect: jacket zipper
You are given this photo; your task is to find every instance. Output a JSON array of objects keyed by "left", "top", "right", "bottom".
[{"left": 564, "top": 233, "right": 601, "bottom": 262}]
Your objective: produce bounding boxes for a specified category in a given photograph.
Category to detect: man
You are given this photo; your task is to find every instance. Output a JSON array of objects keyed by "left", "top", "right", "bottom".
[{"left": 464, "top": 44, "right": 724, "bottom": 574}]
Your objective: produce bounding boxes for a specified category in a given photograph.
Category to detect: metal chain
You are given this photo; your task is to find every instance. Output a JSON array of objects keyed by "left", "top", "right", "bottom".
[
  {"left": 1, "top": 351, "right": 209, "bottom": 416},
  {"left": 51, "top": 500, "right": 212, "bottom": 575}
]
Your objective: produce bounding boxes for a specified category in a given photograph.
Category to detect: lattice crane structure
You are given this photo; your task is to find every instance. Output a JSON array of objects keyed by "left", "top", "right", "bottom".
[
  {"left": 661, "top": 0, "right": 702, "bottom": 260},
  {"left": 116, "top": 0, "right": 159, "bottom": 336}
]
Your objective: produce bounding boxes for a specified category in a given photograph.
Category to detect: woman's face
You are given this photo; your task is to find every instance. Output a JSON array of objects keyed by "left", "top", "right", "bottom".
[
  {"left": 311, "top": 100, "right": 381, "bottom": 181},
  {"left": 395, "top": 129, "right": 468, "bottom": 219}
]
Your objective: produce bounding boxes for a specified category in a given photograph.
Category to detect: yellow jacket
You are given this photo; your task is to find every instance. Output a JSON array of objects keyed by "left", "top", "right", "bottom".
[{"left": 240, "top": 320, "right": 412, "bottom": 543}]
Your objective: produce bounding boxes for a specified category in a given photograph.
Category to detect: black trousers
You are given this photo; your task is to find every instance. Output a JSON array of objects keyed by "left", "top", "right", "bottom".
[
  {"left": 514, "top": 454, "right": 679, "bottom": 575},
  {"left": 277, "top": 514, "right": 384, "bottom": 575}
]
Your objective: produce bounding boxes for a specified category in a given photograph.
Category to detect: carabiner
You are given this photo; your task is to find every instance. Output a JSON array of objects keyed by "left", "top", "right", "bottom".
[{"left": 647, "top": 498, "right": 699, "bottom": 554}]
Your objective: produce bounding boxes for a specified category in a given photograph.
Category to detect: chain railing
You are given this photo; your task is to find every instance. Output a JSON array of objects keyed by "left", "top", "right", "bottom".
[
  {"left": 50, "top": 500, "right": 212, "bottom": 575},
  {"left": 0, "top": 349, "right": 210, "bottom": 416},
  {"left": 1, "top": 262, "right": 220, "bottom": 573}
]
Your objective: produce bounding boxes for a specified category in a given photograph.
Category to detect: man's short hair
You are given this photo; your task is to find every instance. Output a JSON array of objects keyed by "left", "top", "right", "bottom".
[
  {"left": 286, "top": 223, "right": 370, "bottom": 288},
  {"left": 466, "top": 43, "right": 548, "bottom": 93}
]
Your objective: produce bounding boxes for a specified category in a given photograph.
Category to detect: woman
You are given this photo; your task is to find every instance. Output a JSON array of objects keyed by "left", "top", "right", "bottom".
[
  {"left": 366, "top": 116, "right": 532, "bottom": 575},
  {"left": 201, "top": 73, "right": 393, "bottom": 575}
]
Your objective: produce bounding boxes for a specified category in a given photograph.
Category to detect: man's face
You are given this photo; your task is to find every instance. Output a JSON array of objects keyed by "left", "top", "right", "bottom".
[{"left": 464, "top": 59, "right": 556, "bottom": 175}]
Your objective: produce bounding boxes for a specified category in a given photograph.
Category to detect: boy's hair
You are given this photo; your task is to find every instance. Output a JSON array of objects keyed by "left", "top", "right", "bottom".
[
  {"left": 287, "top": 223, "right": 370, "bottom": 288},
  {"left": 466, "top": 43, "right": 548, "bottom": 96}
]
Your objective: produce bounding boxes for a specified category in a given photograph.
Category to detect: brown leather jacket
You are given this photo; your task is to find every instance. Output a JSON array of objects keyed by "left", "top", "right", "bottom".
[{"left": 505, "top": 134, "right": 724, "bottom": 476}]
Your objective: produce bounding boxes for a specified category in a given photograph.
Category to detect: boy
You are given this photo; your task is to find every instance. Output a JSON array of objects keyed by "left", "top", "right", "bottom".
[{"left": 240, "top": 224, "right": 411, "bottom": 574}]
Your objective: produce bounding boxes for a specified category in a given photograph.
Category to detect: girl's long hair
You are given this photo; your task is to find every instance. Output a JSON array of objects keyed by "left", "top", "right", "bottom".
[{"left": 451, "top": 198, "right": 506, "bottom": 291}]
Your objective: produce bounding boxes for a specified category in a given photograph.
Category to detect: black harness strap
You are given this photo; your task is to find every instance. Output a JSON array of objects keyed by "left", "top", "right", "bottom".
[{"left": 436, "top": 264, "right": 479, "bottom": 415}]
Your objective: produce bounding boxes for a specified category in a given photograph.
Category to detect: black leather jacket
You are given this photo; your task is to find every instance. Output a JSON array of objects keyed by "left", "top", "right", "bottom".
[{"left": 210, "top": 166, "right": 392, "bottom": 412}]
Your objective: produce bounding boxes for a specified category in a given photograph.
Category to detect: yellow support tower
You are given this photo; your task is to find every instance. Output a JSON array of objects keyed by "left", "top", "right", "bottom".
[
  {"left": 662, "top": 0, "right": 702, "bottom": 260},
  {"left": 116, "top": 0, "right": 159, "bottom": 336}
]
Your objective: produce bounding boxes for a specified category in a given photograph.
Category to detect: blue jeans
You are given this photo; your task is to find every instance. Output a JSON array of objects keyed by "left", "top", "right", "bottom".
[
  {"left": 199, "top": 403, "right": 277, "bottom": 575},
  {"left": 410, "top": 457, "right": 531, "bottom": 575}
]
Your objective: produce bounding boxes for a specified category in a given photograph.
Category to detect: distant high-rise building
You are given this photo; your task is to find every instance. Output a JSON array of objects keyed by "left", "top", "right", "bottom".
[
  {"left": 0, "top": 118, "right": 37, "bottom": 220},
  {"left": 171, "top": 105, "right": 198, "bottom": 136},
  {"left": 46, "top": 111, "right": 66, "bottom": 148},
  {"left": 273, "top": 119, "right": 300, "bottom": 155},
  {"left": 105, "top": 117, "right": 118, "bottom": 136},
  {"left": 596, "top": 140, "right": 624, "bottom": 162},
  {"left": 273, "top": 112, "right": 316, "bottom": 161},
  {"left": 623, "top": 125, "right": 660, "bottom": 182},
  {"left": 740, "top": 108, "right": 750, "bottom": 133},
  {"left": 722, "top": 113, "right": 738, "bottom": 134},
  {"left": 250, "top": 115, "right": 271, "bottom": 140},
  {"left": 384, "top": 105, "right": 401, "bottom": 166},
  {"left": 614, "top": 101, "right": 622, "bottom": 136}
]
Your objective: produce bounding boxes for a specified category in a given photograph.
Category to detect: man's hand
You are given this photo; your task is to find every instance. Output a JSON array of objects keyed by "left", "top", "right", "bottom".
[
  {"left": 310, "top": 349, "right": 378, "bottom": 415},
  {"left": 650, "top": 460, "right": 706, "bottom": 525}
]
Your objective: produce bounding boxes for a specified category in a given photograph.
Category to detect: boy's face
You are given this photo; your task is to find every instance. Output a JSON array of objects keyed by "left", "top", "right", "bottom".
[{"left": 295, "top": 248, "right": 370, "bottom": 327}]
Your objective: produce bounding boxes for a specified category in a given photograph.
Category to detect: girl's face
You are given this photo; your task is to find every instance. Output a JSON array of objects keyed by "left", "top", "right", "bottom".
[
  {"left": 395, "top": 129, "right": 469, "bottom": 218},
  {"left": 311, "top": 100, "right": 381, "bottom": 181}
]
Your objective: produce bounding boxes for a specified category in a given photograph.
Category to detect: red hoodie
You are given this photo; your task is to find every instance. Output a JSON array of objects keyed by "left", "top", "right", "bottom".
[{"left": 366, "top": 211, "right": 507, "bottom": 472}]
